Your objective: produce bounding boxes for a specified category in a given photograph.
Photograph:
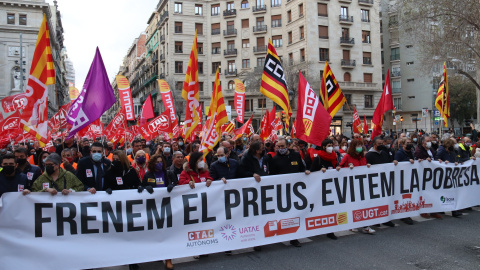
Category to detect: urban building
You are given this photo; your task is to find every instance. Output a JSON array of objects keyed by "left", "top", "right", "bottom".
[{"left": 64, "top": 53, "right": 75, "bottom": 85}]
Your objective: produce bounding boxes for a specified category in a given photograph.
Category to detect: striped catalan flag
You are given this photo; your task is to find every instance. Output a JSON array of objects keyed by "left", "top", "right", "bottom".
[
  {"left": 21, "top": 14, "right": 55, "bottom": 146},
  {"left": 434, "top": 62, "right": 450, "bottom": 127},
  {"left": 260, "top": 39, "right": 292, "bottom": 126},
  {"left": 320, "top": 61, "right": 346, "bottom": 118},
  {"left": 181, "top": 30, "right": 200, "bottom": 139},
  {"left": 222, "top": 121, "right": 235, "bottom": 134}
]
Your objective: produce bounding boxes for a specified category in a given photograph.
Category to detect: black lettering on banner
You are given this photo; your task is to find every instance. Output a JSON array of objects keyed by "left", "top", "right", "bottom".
[
  {"left": 471, "top": 165, "right": 479, "bottom": 185},
  {"left": 464, "top": 167, "right": 471, "bottom": 186},
  {"left": 452, "top": 167, "right": 461, "bottom": 188},
  {"left": 422, "top": 168, "right": 433, "bottom": 190},
  {"left": 80, "top": 202, "right": 99, "bottom": 234},
  {"left": 183, "top": 194, "right": 199, "bottom": 225},
  {"left": 126, "top": 200, "right": 144, "bottom": 231},
  {"left": 410, "top": 169, "right": 420, "bottom": 192},
  {"left": 355, "top": 174, "right": 367, "bottom": 201},
  {"left": 322, "top": 178, "right": 334, "bottom": 206},
  {"left": 349, "top": 176, "right": 356, "bottom": 202},
  {"left": 146, "top": 198, "right": 172, "bottom": 230},
  {"left": 242, "top": 187, "right": 259, "bottom": 217},
  {"left": 56, "top": 203, "right": 77, "bottom": 236},
  {"left": 35, "top": 203, "right": 53, "bottom": 238},
  {"left": 277, "top": 184, "right": 292, "bottom": 212},
  {"left": 444, "top": 167, "right": 453, "bottom": 189},
  {"left": 433, "top": 168, "right": 444, "bottom": 189},
  {"left": 293, "top": 182, "right": 308, "bottom": 210},
  {"left": 380, "top": 171, "right": 394, "bottom": 197},
  {"left": 201, "top": 193, "right": 216, "bottom": 223},
  {"left": 261, "top": 185, "right": 275, "bottom": 215},
  {"left": 368, "top": 173, "right": 380, "bottom": 199},
  {"left": 400, "top": 170, "right": 409, "bottom": 194},
  {"left": 102, "top": 201, "right": 123, "bottom": 233},
  {"left": 456, "top": 168, "right": 464, "bottom": 188},
  {"left": 224, "top": 189, "right": 240, "bottom": 220},
  {"left": 334, "top": 177, "right": 348, "bottom": 204}
]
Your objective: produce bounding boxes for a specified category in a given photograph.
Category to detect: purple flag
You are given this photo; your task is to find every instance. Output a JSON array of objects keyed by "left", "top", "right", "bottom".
[{"left": 66, "top": 47, "right": 116, "bottom": 139}]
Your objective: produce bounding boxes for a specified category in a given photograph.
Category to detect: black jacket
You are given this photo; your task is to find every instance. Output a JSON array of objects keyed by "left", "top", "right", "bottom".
[
  {"left": 167, "top": 163, "right": 183, "bottom": 185},
  {"left": 104, "top": 166, "right": 141, "bottom": 190},
  {"left": 365, "top": 149, "right": 391, "bottom": 165},
  {"left": 269, "top": 151, "right": 305, "bottom": 175},
  {"left": 394, "top": 148, "right": 414, "bottom": 162},
  {"left": 456, "top": 144, "right": 472, "bottom": 163},
  {"left": 414, "top": 145, "right": 436, "bottom": 160},
  {"left": 17, "top": 163, "right": 42, "bottom": 189},
  {"left": 238, "top": 152, "right": 269, "bottom": 177},
  {"left": 76, "top": 156, "right": 112, "bottom": 191},
  {"left": 310, "top": 156, "right": 335, "bottom": 172},
  {"left": 142, "top": 170, "right": 175, "bottom": 188},
  {"left": 0, "top": 171, "right": 28, "bottom": 197},
  {"left": 209, "top": 159, "right": 239, "bottom": 180}
]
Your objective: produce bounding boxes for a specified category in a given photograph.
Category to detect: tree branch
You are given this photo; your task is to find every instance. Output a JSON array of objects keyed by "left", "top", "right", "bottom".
[{"left": 457, "top": 69, "right": 480, "bottom": 91}]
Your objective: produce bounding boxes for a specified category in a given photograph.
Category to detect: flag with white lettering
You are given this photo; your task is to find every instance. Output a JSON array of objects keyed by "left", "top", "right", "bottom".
[
  {"left": 116, "top": 75, "right": 135, "bottom": 121},
  {"left": 234, "top": 79, "right": 245, "bottom": 123}
]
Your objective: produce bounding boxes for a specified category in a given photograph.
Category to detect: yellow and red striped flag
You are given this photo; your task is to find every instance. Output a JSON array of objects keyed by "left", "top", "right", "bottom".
[
  {"left": 435, "top": 62, "right": 450, "bottom": 127},
  {"left": 320, "top": 61, "right": 346, "bottom": 118},
  {"left": 181, "top": 30, "right": 200, "bottom": 139},
  {"left": 21, "top": 14, "right": 55, "bottom": 146}
]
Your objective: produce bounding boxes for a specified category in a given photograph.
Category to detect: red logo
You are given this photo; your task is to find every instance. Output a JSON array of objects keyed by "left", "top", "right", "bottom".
[
  {"left": 305, "top": 212, "right": 348, "bottom": 230},
  {"left": 352, "top": 205, "right": 389, "bottom": 222},
  {"left": 188, "top": 229, "right": 214, "bottom": 241},
  {"left": 391, "top": 194, "right": 432, "bottom": 214},
  {"left": 148, "top": 115, "right": 169, "bottom": 133},
  {"left": 2, "top": 117, "right": 19, "bottom": 132},
  {"left": 264, "top": 217, "right": 300, "bottom": 238}
]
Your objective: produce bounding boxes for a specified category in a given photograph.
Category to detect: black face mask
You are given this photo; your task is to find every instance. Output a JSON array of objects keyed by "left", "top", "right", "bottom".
[
  {"left": 406, "top": 144, "right": 414, "bottom": 151},
  {"left": 46, "top": 165, "right": 55, "bottom": 175},
  {"left": 377, "top": 145, "right": 386, "bottom": 151},
  {"left": 448, "top": 146, "right": 454, "bottom": 152},
  {"left": 112, "top": 160, "right": 123, "bottom": 172},
  {"left": 2, "top": 166, "right": 15, "bottom": 175},
  {"left": 265, "top": 142, "right": 272, "bottom": 148},
  {"left": 17, "top": 158, "right": 27, "bottom": 165}
]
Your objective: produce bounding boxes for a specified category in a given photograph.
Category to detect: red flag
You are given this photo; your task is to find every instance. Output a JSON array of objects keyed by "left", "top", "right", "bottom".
[
  {"left": 363, "top": 115, "right": 368, "bottom": 135},
  {"left": 158, "top": 79, "right": 179, "bottom": 133},
  {"left": 116, "top": 75, "right": 135, "bottom": 121},
  {"left": 104, "top": 109, "right": 126, "bottom": 140},
  {"left": 234, "top": 79, "right": 245, "bottom": 123},
  {"left": 78, "top": 119, "right": 103, "bottom": 138},
  {"left": 0, "top": 111, "right": 21, "bottom": 138},
  {"left": 295, "top": 72, "right": 332, "bottom": 146},
  {"left": 352, "top": 107, "right": 363, "bottom": 134},
  {"left": 234, "top": 115, "right": 253, "bottom": 139},
  {"left": 371, "top": 70, "right": 393, "bottom": 138},
  {"left": 260, "top": 109, "right": 270, "bottom": 141},
  {"left": 291, "top": 118, "right": 297, "bottom": 139},
  {"left": 138, "top": 111, "right": 172, "bottom": 141},
  {"left": 141, "top": 94, "right": 155, "bottom": 123}
]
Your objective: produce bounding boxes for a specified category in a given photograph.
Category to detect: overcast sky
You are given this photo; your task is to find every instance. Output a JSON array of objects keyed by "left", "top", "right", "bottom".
[{"left": 47, "top": 0, "right": 158, "bottom": 88}]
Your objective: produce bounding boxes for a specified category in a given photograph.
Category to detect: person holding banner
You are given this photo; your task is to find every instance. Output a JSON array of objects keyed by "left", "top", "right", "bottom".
[
  {"left": 394, "top": 138, "right": 415, "bottom": 165},
  {"left": 103, "top": 150, "right": 141, "bottom": 193},
  {"left": 414, "top": 136, "right": 436, "bottom": 161},
  {"left": 132, "top": 150, "right": 148, "bottom": 181},
  {"left": 14, "top": 148, "right": 42, "bottom": 189},
  {"left": 238, "top": 141, "right": 268, "bottom": 182},
  {"left": 76, "top": 142, "right": 112, "bottom": 194},
  {"left": 142, "top": 154, "right": 176, "bottom": 193},
  {"left": 209, "top": 147, "right": 238, "bottom": 184},
  {"left": 310, "top": 139, "right": 341, "bottom": 173},
  {"left": 178, "top": 151, "right": 213, "bottom": 188},
  {"left": 0, "top": 154, "right": 29, "bottom": 197},
  {"left": 339, "top": 139, "right": 368, "bottom": 169}
]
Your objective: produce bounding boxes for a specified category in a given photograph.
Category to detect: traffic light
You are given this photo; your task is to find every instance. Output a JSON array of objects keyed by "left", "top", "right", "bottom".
[{"left": 400, "top": 116, "right": 404, "bottom": 122}]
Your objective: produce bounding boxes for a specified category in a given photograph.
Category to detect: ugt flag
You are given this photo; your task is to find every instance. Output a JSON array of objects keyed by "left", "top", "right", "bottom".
[{"left": 66, "top": 48, "right": 116, "bottom": 140}]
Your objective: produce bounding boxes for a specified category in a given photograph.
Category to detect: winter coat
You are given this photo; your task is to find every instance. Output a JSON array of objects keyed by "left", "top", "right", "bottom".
[
  {"left": 32, "top": 168, "right": 84, "bottom": 192},
  {"left": 178, "top": 163, "right": 213, "bottom": 185},
  {"left": 209, "top": 158, "right": 239, "bottom": 180}
]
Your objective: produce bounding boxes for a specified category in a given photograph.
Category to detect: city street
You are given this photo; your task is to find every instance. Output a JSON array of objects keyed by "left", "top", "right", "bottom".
[{"left": 103, "top": 208, "right": 480, "bottom": 270}]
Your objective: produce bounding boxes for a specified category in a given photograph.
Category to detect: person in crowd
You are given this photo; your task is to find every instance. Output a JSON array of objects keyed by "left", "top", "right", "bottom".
[
  {"left": 37, "top": 151, "right": 51, "bottom": 173},
  {"left": 410, "top": 133, "right": 419, "bottom": 150},
  {"left": 168, "top": 151, "right": 185, "bottom": 184},
  {"left": 55, "top": 137, "right": 77, "bottom": 156},
  {"left": 0, "top": 154, "right": 29, "bottom": 197},
  {"left": 142, "top": 154, "right": 176, "bottom": 194},
  {"left": 221, "top": 140, "right": 239, "bottom": 161},
  {"left": 234, "top": 138, "right": 245, "bottom": 158},
  {"left": 383, "top": 137, "right": 395, "bottom": 160},
  {"left": 60, "top": 148, "right": 77, "bottom": 174},
  {"left": 104, "top": 150, "right": 141, "bottom": 192},
  {"left": 339, "top": 141, "right": 349, "bottom": 158},
  {"left": 178, "top": 151, "right": 213, "bottom": 188},
  {"left": 457, "top": 137, "right": 472, "bottom": 163},
  {"left": 238, "top": 141, "right": 268, "bottom": 182},
  {"left": 332, "top": 139, "right": 343, "bottom": 165},
  {"left": 172, "top": 141, "right": 182, "bottom": 155},
  {"left": 14, "top": 148, "right": 41, "bottom": 188},
  {"left": 185, "top": 143, "right": 200, "bottom": 161},
  {"left": 76, "top": 142, "right": 112, "bottom": 194},
  {"left": 209, "top": 147, "right": 238, "bottom": 183},
  {"left": 414, "top": 136, "right": 436, "bottom": 161},
  {"left": 128, "top": 139, "right": 149, "bottom": 164},
  {"left": 339, "top": 139, "right": 368, "bottom": 169},
  {"left": 132, "top": 150, "right": 148, "bottom": 181},
  {"left": 162, "top": 142, "right": 173, "bottom": 167},
  {"left": 28, "top": 153, "right": 84, "bottom": 195},
  {"left": 290, "top": 144, "right": 300, "bottom": 153},
  {"left": 177, "top": 136, "right": 185, "bottom": 151},
  {"left": 394, "top": 138, "right": 415, "bottom": 164},
  {"left": 430, "top": 133, "right": 440, "bottom": 151},
  {"left": 269, "top": 138, "right": 310, "bottom": 247},
  {"left": 104, "top": 142, "right": 114, "bottom": 161},
  {"left": 72, "top": 147, "right": 82, "bottom": 163}
]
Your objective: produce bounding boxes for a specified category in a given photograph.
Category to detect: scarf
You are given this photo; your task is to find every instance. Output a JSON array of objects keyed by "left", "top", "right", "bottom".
[{"left": 318, "top": 150, "right": 338, "bottom": 167}]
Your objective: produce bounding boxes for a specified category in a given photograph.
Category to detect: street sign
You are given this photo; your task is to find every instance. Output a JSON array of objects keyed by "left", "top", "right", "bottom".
[
  {"left": 395, "top": 115, "right": 400, "bottom": 121},
  {"left": 422, "top": 108, "right": 428, "bottom": 118},
  {"left": 435, "top": 121, "right": 439, "bottom": 125},
  {"left": 434, "top": 110, "right": 440, "bottom": 117},
  {"left": 225, "top": 105, "right": 232, "bottom": 121}
]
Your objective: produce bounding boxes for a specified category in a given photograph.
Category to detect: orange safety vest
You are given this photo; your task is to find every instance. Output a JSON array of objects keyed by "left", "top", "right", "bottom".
[
  {"left": 105, "top": 153, "right": 113, "bottom": 161},
  {"left": 128, "top": 153, "right": 150, "bottom": 164},
  {"left": 27, "top": 155, "right": 35, "bottom": 165},
  {"left": 61, "top": 162, "right": 78, "bottom": 170}
]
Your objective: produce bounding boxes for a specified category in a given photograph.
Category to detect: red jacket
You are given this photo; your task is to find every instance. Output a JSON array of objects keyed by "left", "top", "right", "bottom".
[
  {"left": 339, "top": 154, "right": 367, "bottom": 168},
  {"left": 178, "top": 163, "right": 213, "bottom": 185}
]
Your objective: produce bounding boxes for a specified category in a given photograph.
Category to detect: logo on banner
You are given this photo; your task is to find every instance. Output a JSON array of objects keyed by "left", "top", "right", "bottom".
[
  {"left": 237, "top": 225, "right": 260, "bottom": 243},
  {"left": 440, "top": 195, "right": 455, "bottom": 206},
  {"left": 219, "top": 224, "right": 237, "bottom": 241},
  {"left": 305, "top": 212, "right": 348, "bottom": 230},
  {"left": 264, "top": 217, "right": 300, "bottom": 238},
  {"left": 391, "top": 194, "right": 433, "bottom": 214},
  {"left": 2, "top": 117, "right": 19, "bottom": 132},
  {"left": 186, "top": 229, "right": 219, "bottom": 247},
  {"left": 353, "top": 205, "right": 389, "bottom": 222}
]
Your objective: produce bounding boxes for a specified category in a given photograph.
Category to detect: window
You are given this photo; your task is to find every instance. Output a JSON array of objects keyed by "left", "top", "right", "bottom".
[
  {"left": 343, "top": 50, "right": 350, "bottom": 60},
  {"left": 406, "top": 45, "right": 413, "bottom": 48},
  {"left": 319, "top": 48, "right": 329, "bottom": 61},
  {"left": 227, "top": 40, "right": 235, "bottom": 50},
  {"left": 256, "top": 17, "right": 265, "bottom": 28},
  {"left": 19, "top": 14, "right": 26, "bottom": 25},
  {"left": 227, "top": 1, "right": 235, "bottom": 10},
  {"left": 7, "top": 13, "right": 15, "bottom": 24},
  {"left": 257, "top": 57, "right": 265, "bottom": 67},
  {"left": 344, "top": 94, "right": 351, "bottom": 105},
  {"left": 318, "top": 25, "right": 328, "bottom": 39},
  {"left": 361, "top": 9, "right": 370, "bottom": 22},
  {"left": 272, "top": 35, "right": 282, "bottom": 48},
  {"left": 199, "top": 82, "right": 204, "bottom": 92},
  {"left": 288, "top": 31, "right": 292, "bottom": 44},
  {"left": 228, "top": 60, "right": 236, "bottom": 72},
  {"left": 340, "top": 7, "right": 348, "bottom": 17},
  {"left": 300, "top": 48, "right": 305, "bottom": 62},
  {"left": 258, "top": 98, "right": 267, "bottom": 108},
  {"left": 212, "top": 23, "right": 220, "bottom": 35},
  {"left": 406, "top": 61, "right": 414, "bottom": 65},
  {"left": 228, "top": 100, "right": 235, "bottom": 108},
  {"left": 175, "top": 61, "right": 183, "bottom": 73},
  {"left": 174, "top": 2, "right": 182, "bottom": 13},
  {"left": 392, "top": 80, "right": 401, "bottom": 93},
  {"left": 298, "top": 4, "right": 304, "bottom": 17},
  {"left": 227, "top": 20, "right": 235, "bottom": 30},
  {"left": 175, "top": 41, "right": 183, "bottom": 53},
  {"left": 391, "top": 47, "right": 400, "bottom": 60},
  {"left": 242, "top": 39, "right": 250, "bottom": 48},
  {"left": 362, "top": 31, "right": 371, "bottom": 43},
  {"left": 364, "top": 73, "right": 372, "bottom": 83},
  {"left": 364, "top": 95, "right": 373, "bottom": 108},
  {"left": 299, "top": 26, "right": 304, "bottom": 39},
  {"left": 212, "top": 42, "right": 221, "bottom": 54},
  {"left": 212, "top": 4, "right": 220, "bottom": 15},
  {"left": 175, "top": 22, "right": 182, "bottom": 33},
  {"left": 198, "top": 62, "right": 204, "bottom": 74},
  {"left": 318, "top": 3, "right": 328, "bottom": 17},
  {"left": 242, "top": 19, "right": 249, "bottom": 28},
  {"left": 212, "top": 62, "right": 221, "bottom": 74},
  {"left": 407, "top": 78, "right": 414, "bottom": 82},
  {"left": 287, "top": 10, "right": 292, "bottom": 22},
  {"left": 242, "top": 59, "right": 251, "bottom": 68},
  {"left": 393, "top": 98, "right": 402, "bottom": 110},
  {"left": 197, "top": 43, "right": 203, "bottom": 54},
  {"left": 363, "top": 52, "right": 371, "bottom": 64},
  {"left": 241, "top": 0, "right": 249, "bottom": 8},
  {"left": 245, "top": 99, "right": 254, "bottom": 111},
  {"left": 175, "top": 81, "right": 183, "bottom": 91},
  {"left": 288, "top": 53, "right": 293, "bottom": 64},
  {"left": 272, "top": 0, "right": 281, "bottom": 7},
  {"left": 195, "top": 4, "right": 203, "bottom": 15},
  {"left": 344, "top": 72, "right": 351, "bottom": 82},
  {"left": 228, "top": 80, "right": 235, "bottom": 90},
  {"left": 272, "top": 15, "right": 281, "bottom": 27},
  {"left": 195, "top": 23, "right": 203, "bottom": 35},
  {"left": 342, "top": 28, "right": 350, "bottom": 38}
]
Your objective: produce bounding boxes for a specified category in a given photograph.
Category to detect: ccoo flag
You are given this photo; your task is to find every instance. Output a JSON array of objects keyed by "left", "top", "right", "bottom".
[
  {"left": 234, "top": 79, "right": 245, "bottom": 123},
  {"left": 116, "top": 75, "right": 135, "bottom": 121},
  {"left": 66, "top": 48, "right": 116, "bottom": 140},
  {"left": 434, "top": 62, "right": 450, "bottom": 127},
  {"left": 295, "top": 72, "right": 332, "bottom": 146},
  {"left": 320, "top": 61, "right": 346, "bottom": 117}
]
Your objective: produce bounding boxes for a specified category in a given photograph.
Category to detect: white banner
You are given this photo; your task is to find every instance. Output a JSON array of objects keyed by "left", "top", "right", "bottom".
[{"left": 1, "top": 160, "right": 480, "bottom": 270}]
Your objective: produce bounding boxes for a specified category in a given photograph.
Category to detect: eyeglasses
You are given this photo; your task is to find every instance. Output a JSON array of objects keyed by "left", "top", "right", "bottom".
[{"left": 91, "top": 150, "right": 103, "bottom": 154}]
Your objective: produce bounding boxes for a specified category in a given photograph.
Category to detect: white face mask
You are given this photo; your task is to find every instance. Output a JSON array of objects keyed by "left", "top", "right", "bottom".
[
  {"left": 326, "top": 147, "right": 333, "bottom": 153},
  {"left": 197, "top": 161, "right": 205, "bottom": 169},
  {"left": 341, "top": 146, "right": 348, "bottom": 151},
  {"left": 426, "top": 142, "right": 432, "bottom": 149},
  {"left": 454, "top": 144, "right": 460, "bottom": 150},
  {"left": 333, "top": 146, "right": 340, "bottom": 152},
  {"left": 385, "top": 144, "right": 391, "bottom": 149}
]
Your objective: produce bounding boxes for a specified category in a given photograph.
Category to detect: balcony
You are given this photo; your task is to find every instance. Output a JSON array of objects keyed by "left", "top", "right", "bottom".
[
  {"left": 338, "top": 81, "right": 378, "bottom": 90},
  {"left": 223, "top": 9, "right": 236, "bottom": 17},
  {"left": 160, "top": 54, "right": 165, "bottom": 62},
  {"left": 341, "top": 59, "right": 356, "bottom": 68},
  {"left": 391, "top": 71, "right": 401, "bottom": 77},
  {"left": 252, "top": 5, "right": 267, "bottom": 13},
  {"left": 211, "top": 28, "right": 220, "bottom": 35},
  {"left": 144, "top": 74, "right": 158, "bottom": 87},
  {"left": 363, "top": 57, "right": 372, "bottom": 65},
  {"left": 160, "top": 34, "right": 165, "bottom": 44},
  {"left": 358, "top": 0, "right": 374, "bottom": 5},
  {"left": 340, "top": 37, "right": 355, "bottom": 46},
  {"left": 253, "top": 45, "right": 268, "bottom": 54},
  {"left": 158, "top": 11, "right": 169, "bottom": 27},
  {"left": 223, "top": 28, "right": 237, "bottom": 37},
  {"left": 224, "top": 49, "right": 237, "bottom": 57},
  {"left": 212, "top": 49, "right": 221, "bottom": 55},
  {"left": 225, "top": 69, "right": 237, "bottom": 77},
  {"left": 159, "top": 73, "right": 165, "bottom": 79},
  {"left": 390, "top": 55, "right": 400, "bottom": 61},
  {"left": 361, "top": 17, "right": 370, "bottom": 22},
  {"left": 253, "top": 25, "right": 267, "bottom": 34},
  {"left": 339, "top": 15, "right": 354, "bottom": 23}
]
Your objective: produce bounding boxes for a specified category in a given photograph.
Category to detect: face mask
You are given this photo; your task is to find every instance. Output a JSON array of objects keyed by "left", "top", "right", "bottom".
[
  {"left": 355, "top": 147, "right": 363, "bottom": 153},
  {"left": 155, "top": 162, "right": 163, "bottom": 171},
  {"left": 377, "top": 145, "right": 386, "bottom": 151},
  {"left": 365, "top": 138, "right": 371, "bottom": 141},
  {"left": 2, "top": 165, "right": 15, "bottom": 175},
  {"left": 454, "top": 144, "right": 460, "bottom": 150},
  {"left": 466, "top": 143, "right": 472, "bottom": 147},
  {"left": 406, "top": 144, "right": 414, "bottom": 151},
  {"left": 426, "top": 142, "right": 432, "bottom": 149},
  {"left": 66, "top": 157, "right": 74, "bottom": 163},
  {"left": 342, "top": 146, "right": 347, "bottom": 151},
  {"left": 126, "top": 148, "right": 132, "bottom": 155},
  {"left": 218, "top": 156, "right": 226, "bottom": 163},
  {"left": 92, "top": 153, "right": 102, "bottom": 162},
  {"left": 413, "top": 138, "right": 418, "bottom": 142},
  {"left": 386, "top": 144, "right": 391, "bottom": 149},
  {"left": 278, "top": 148, "right": 288, "bottom": 155},
  {"left": 265, "top": 142, "right": 272, "bottom": 148},
  {"left": 42, "top": 158, "right": 47, "bottom": 164},
  {"left": 178, "top": 142, "right": 184, "bottom": 146},
  {"left": 112, "top": 160, "right": 123, "bottom": 171},
  {"left": 164, "top": 147, "right": 171, "bottom": 153},
  {"left": 198, "top": 161, "right": 205, "bottom": 169},
  {"left": 287, "top": 139, "right": 291, "bottom": 143},
  {"left": 146, "top": 142, "right": 151, "bottom": 146},
  {"left": 17, "top": 158, "right": 27, "bottom": 165},
  {"left": 136, "top": 156, "right": 146, "bottom": 165},
  {"left": 243, "top": 137, "right": 247, "bottom": 141},
  {"left": 311, "top": 144, "right": 316, "bottom": 148},
  {"left": 326, "top": 147, "right": 333, "bottom": 153},
  {"left": 432, "top": 141, "right": 438, "bottom": 144},
  {"left": 333, "top": 146, "right": 340, "bottom": 152},
  {"left": 45, "top": 165, "right": 55, "bottom": 175}
]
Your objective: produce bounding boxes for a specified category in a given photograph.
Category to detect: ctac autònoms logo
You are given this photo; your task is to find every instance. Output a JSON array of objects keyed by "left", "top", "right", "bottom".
[
  {"left": 219, "top": 224, "right": 237, "bottom": 241},
  {"left": 186, "top": 229, "right": 219, "bottom": 248},
  {"left": 353, "top": 205, "right": 389, "bottom": 222},
  {"left": 305, "top": 212, "right": 348, "bottom": 230}
]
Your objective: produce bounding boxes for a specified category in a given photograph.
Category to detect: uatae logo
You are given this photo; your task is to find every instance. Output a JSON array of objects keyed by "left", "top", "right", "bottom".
[
  {"left": 2, "top": 117, "right": 19, "bottom": 132},
  {"left": 219, "top": 224, "right": 237, "bottom": 241}
]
